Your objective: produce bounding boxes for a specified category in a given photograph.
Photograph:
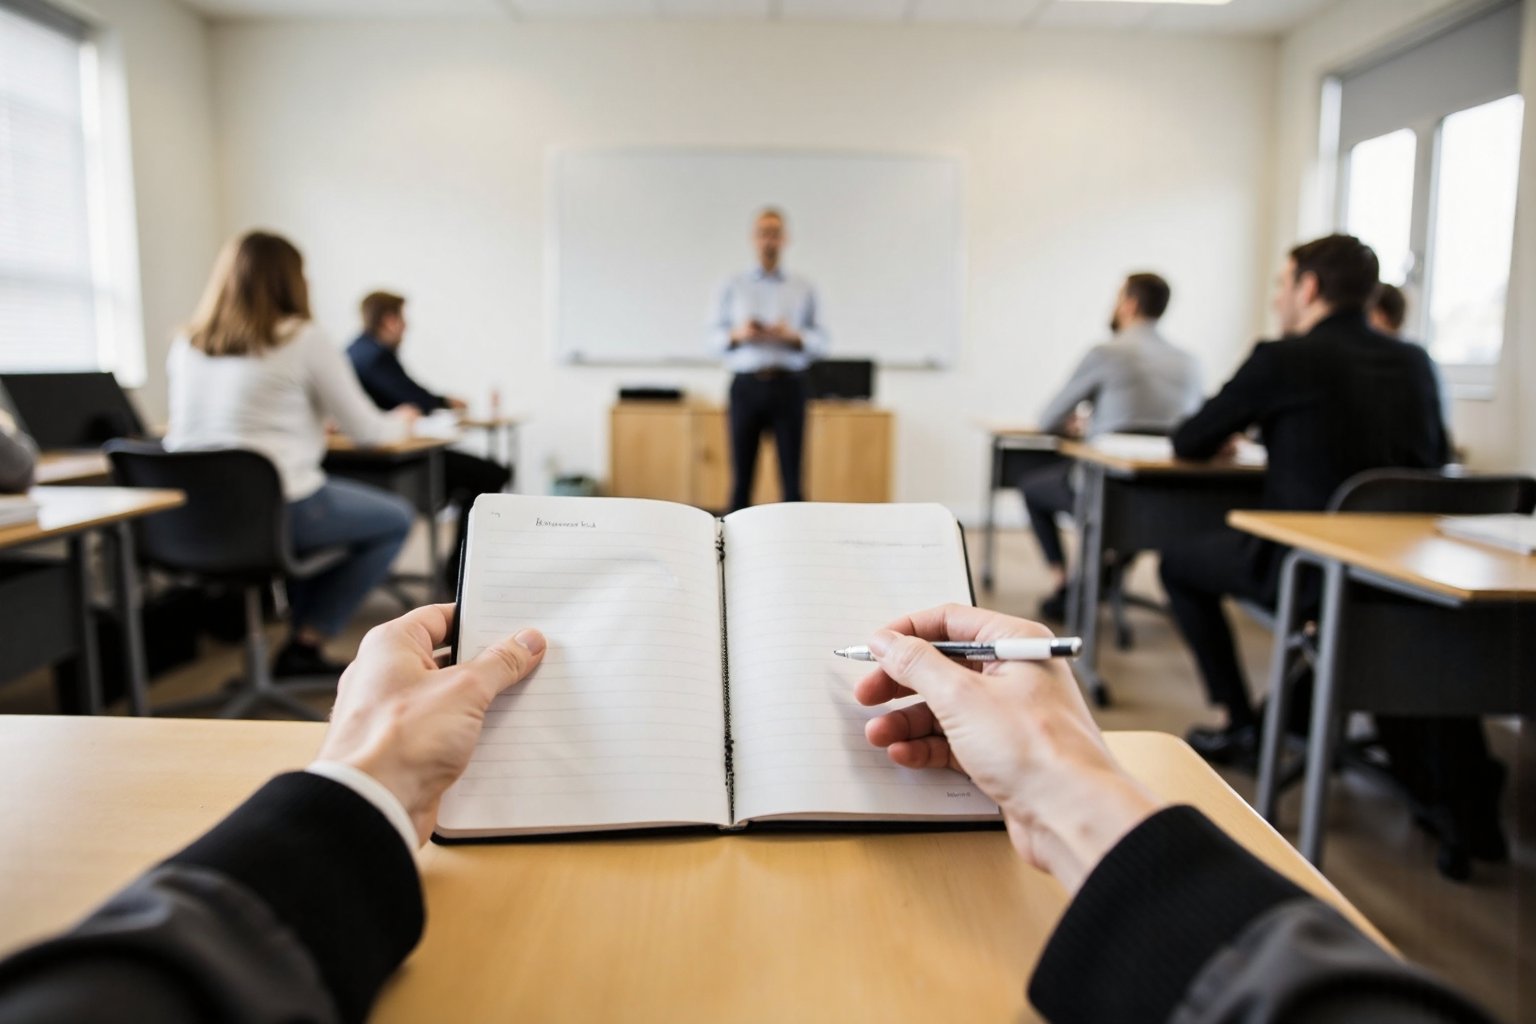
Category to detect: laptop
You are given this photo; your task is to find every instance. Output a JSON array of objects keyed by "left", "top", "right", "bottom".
[{"left": 0, "top": 372, "right": 147, "bottom": 449}]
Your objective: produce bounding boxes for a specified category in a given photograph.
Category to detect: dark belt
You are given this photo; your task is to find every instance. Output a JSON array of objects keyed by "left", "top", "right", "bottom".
[{"left": 738, "top": 368, "right": 799, "bottom": 382}]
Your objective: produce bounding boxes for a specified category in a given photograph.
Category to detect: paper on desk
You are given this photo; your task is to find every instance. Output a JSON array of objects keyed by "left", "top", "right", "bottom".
[{"left": 412, "top": 409, "right": 463, "bottom": 441}]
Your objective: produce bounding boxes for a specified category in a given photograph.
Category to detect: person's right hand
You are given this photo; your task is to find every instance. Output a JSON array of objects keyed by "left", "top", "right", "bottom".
[
  {"left": 854, "top": 604, "right": 1164, "bottom": 892},
  {"left": 390, "top": 404, "right": 423, "bottom": 428}
]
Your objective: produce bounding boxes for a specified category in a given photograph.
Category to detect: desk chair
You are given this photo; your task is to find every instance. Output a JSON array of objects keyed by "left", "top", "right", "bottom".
[
  {"left": 1256, "top": 469, "right": 1536, "bottom": 874},
  {"left": 105, "top": 442, "right": 347, "bottom": 720}
]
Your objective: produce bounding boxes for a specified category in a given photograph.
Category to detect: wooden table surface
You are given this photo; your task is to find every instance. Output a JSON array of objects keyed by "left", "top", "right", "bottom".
[
  {"left": 0, "top": 718, "right": 1380, "bottom": 1022},
  {"left": 1230, "top": 510, "right": 1536, "bottom": 603},
  {"left": 1060, "top": 438, "right": 1265, "bottom": 476},
  {"left": 0, "top": 486, "right": 185, "bottom": 550},
  {"left": 324, "top": 434, "right": 456, "bottom": 456},
  {"left": 977, "top": 422, "right": 1059, "bottom": 446},
  {"left": 34, "top": 451, "right": 110, "bottom": 486}
]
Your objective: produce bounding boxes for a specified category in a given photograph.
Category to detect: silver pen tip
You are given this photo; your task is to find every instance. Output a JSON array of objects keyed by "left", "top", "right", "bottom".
[{"left": 832, "top": 647, "right": 849, "bottom": 658}]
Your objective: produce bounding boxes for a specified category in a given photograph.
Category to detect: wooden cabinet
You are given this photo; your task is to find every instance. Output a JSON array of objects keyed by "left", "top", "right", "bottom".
[{"left": 609, "top": 401, "right": 892, "bottom": 509}]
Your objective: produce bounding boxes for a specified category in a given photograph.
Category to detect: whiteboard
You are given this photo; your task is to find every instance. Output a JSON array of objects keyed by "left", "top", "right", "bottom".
[{"left": 550, "top": 148, "right": 963, "bottom": 367}]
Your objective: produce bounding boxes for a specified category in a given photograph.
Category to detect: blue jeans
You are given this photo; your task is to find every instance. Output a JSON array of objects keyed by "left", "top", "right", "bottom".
[{"left": 286, "top": 478, "right": 414, "bottom": 638}]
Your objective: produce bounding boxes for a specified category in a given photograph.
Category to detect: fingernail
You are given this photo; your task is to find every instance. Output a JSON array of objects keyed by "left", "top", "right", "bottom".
[
  {"left": 867, "top": 629, "right": 899, "bottom": 657},
  {"left": 514, "top": 629, "right": 546, "bottom": 655}
]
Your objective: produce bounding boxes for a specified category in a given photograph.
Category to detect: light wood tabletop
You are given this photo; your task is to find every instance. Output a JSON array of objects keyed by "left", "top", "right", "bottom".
[
  {"left": 324, "top": 434, "right": 456, "bottom": 456},
  {"left": 458, "top": 415, "right": 522, "bottom": 430},
  {"left": 0, "top": 486, "right": 185, "bottom": 550},
  {"left": 1229, "top": 511, "right": 1536, "bottom": 603},
  {"left": 35, "top": 451, "right": 111, "bottom": 486},
  {"left": 0, "top": 717, "right": 1381, "bottom": 1022},
  {"left": 1061, "top": 437, "right": 1266, "bottom": 476},
  {"left": 977, "top": 422, "right": 1059, "bottom": 446}
]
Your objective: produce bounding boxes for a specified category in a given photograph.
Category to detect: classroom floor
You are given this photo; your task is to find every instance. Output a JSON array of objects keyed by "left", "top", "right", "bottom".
[{"left": 0, "top": 522, "right": 1529, "bottom": 1021}]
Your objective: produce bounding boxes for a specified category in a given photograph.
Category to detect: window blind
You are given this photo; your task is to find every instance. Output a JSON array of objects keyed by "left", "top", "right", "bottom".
[{"left": 0, "top": 0, "right": 102, "bottom": 373}]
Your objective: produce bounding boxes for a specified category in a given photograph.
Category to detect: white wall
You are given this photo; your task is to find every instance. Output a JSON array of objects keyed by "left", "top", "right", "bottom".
[
  {"left": 207, "top": 20, "right": 1278, "bottom": 519},
  {"left": 1274, "top": 0, "right": 1533, "bottom": 471},
  {"left": 71, "top": 0, "right": 223, "bottom": 420}
]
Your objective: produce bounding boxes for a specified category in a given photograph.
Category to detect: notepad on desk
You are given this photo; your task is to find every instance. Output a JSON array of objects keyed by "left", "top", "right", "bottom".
[
  {"left": 1436, "top": 514, "right": 1536, "bottom": 555},
  {"left": 0, "top": 495, "right": 40, "bottom": 529},
  {"left": 438, "top": 495, "right": 998, "bottom": 839}
]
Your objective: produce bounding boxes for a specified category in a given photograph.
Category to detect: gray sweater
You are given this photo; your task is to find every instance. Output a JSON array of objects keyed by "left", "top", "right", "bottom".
[
  {"left": 0, "top": 422, "right": 37, "bottom": 494},
  {"left": 1039, "top": 322, "right": 1204, "bottom": 437}
]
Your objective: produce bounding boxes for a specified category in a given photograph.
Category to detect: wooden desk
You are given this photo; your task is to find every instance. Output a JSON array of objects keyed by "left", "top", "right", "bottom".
[
  {"left": 0, "top": 487, "right": 186, "bottom": 716},
  {"left": 324, "top": 435, "right": 456, "bottom": 602},
  {"left": 1229, "top": 511, "right": 1536, "bottom": 867},
  {"left": 610, "top": 401, "right": 892, "bottom": 510},
  {"left": 1058, "top": 440, "right": 1266, "bottom": 706},
  {"left": 975, "top": 424, "right": 1061, "bottom": 592},
  {"left": 458, "top": 415, "right": 521, "bottom": 477},
  {"left": 0, "top": 717, "right": 1379, "bottom": 1022},
  {"left": 35, "top": 451, "right": 110, "bottom": 486}
]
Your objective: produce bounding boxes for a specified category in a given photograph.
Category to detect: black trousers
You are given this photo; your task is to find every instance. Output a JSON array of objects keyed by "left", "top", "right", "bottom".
[
  {"left": 1159, "top": 527, "right": 1282, "bottom": 730},
  {"left": 1019, "top": 462, "right": 1075, "bottom": 569},
  {"left": 728, "top": 372, "right": 807, "bottom": 512},
  {"left": 444, "top": 449, "right": 512, "bottom": 588}
]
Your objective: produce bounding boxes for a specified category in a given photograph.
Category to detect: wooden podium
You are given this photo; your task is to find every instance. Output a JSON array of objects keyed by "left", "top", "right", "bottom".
[{"left": 609, "top": 400, "right": 892, "bottom": 509}]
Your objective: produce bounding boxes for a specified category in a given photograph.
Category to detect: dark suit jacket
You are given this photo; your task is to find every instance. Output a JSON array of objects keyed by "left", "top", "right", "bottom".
[
  {"left": 346, "top": 334, "right": 446, "bottom": 413},
  {"left": 1173, "top": 310, "right": 1449, "bottom": 513}
]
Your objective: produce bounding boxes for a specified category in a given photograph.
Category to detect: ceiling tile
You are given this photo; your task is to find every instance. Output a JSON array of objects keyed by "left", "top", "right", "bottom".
[
  {"left": 1032, "top": 0, "right": 1161, "bottom": 31},
  {"left": 779, "top": 0, "right": 907, "bottom": 23},
  {"left": 509, "top": 0, "right": 657, "bottom": 18},
  {"left": 1142, "top": 0, "right": 1337, "bottom": 34},
  {"left": 909, "top": 0, "right": 1049, "bottom": 25},
  {"left": 658, "top": 0, "right": 770, "bottom": 17}
]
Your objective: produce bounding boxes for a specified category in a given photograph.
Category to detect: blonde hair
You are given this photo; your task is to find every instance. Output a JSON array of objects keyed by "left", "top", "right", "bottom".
[{"left": 187, "top": 231, "right": 311, "bottom": 356}]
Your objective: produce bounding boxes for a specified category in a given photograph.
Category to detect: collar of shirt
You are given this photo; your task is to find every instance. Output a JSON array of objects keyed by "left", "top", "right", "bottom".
[
  {"left": 1111, "top": 322, "right": 1165, "bottom": 346},
  {"left": 750, "top": 266, "right": 786, "bottom": 283}
]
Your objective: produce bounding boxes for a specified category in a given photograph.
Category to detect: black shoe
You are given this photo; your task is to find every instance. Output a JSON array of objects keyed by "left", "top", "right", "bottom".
[
  {"left": 1186, "top": 724, "right": 1259, "bottom": 767},
  {"left": 1038, "top": 586, "right": 1068, "bottom": 623},
  {"left": 272, "top": 641, "right": 347, "bottom": 679}
]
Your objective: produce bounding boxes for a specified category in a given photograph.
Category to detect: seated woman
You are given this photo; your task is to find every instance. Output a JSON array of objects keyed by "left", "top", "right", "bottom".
[{"left": 164, "top": 231, "right": 419, "bottom": 677}]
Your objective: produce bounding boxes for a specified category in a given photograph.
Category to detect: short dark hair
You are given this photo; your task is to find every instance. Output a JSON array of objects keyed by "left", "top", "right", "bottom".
[
  {"left": 360, "top": 291, "right": 405, "bottom": 334},
  {"left": 1123, "top": 272, "right": 1171, "bottom": 320},
  {"left": 1288, "top": 234, "right": 1379, "bottom": 311},
  {"left": 1369, "top": 283, "right": 1407, "bottom": 331}
]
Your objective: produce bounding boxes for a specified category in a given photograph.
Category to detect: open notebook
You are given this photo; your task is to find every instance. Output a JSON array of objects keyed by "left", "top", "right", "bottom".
[{"left": 438, "top": 495, "right": 998, "bottom": 838}]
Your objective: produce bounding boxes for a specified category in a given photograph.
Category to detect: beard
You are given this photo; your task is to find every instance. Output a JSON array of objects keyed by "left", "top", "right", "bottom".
[{"left": 1109, "top": 313, "right": 1121, "bottom": 333}]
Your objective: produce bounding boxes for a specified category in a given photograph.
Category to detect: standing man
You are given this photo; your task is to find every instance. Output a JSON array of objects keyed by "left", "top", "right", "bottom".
[
  {"left": 713, "top": 208, "right": 829, "bottom": 512},
  {"left": 1021, "top": 272, "right": 1203, "bottom": 621},
  {"left": 347, "top": 292, "right": 511, "bottom": 590}
]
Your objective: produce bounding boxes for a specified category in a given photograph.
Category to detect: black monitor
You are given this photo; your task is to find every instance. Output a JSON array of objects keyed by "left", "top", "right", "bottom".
[
  {"left": 0, "top": 372, "right": 146, "bottom": 449},
  {"left": 806, "top": 359, "right": 875, "bottom": 401}
]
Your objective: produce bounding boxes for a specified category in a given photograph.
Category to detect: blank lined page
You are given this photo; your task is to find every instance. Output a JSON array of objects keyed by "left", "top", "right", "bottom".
[
  {"left": 438, "top": 495, "right": 730, "bottom": 836},
  {"left": 723, "top": 503, "right": 998, "bottom": 824}
]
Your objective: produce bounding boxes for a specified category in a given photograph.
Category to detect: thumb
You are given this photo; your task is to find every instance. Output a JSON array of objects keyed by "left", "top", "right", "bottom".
[
  {"left": 461, "top": 628, "right": 546, "bottom": 705},
  {"left": 867, "top": 629, "right": 970, "bottom": 709}
]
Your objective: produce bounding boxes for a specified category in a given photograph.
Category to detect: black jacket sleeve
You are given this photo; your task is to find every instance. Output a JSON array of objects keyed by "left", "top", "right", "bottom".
[
  {"left": 1028, "top": 806, "right": 1494, "bottom": 1024},
  {"left": 0, "top": 773, "right": 423, "bottom": 1024},
  {"left": 350, "top": 343, "right": 446, "bottom": 413},
  {"left": 1173, "top": 341, "right": 1278, "bottom": 460}
]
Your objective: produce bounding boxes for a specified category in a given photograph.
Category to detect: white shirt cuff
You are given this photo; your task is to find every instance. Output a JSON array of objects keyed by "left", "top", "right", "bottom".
[{"left": 306, "top": 760, "right": 419, "bottom": 851}]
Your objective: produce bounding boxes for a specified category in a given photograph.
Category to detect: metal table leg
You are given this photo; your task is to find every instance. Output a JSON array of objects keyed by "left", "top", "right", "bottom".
[
  {"left": 428, "top": 448, "right": 446, "bottom": 602},
  {"left": 1256, "top": 549, "right": 1306, "bottom": 821},
  {"left": 982, "top": 436, "right": 1001, "bottom": 591},
  {"left": 66, "top": 535, "right": 102, "bottom": 715},
  {"left": 111, "top": 523, "right": 152, "bottom": 717},
  {"left": 1068, "top": 464, "right": 1109, "bottom": 706},
  {"left": 1299, "top": 557, "right": 1348, "bottom": 866}
]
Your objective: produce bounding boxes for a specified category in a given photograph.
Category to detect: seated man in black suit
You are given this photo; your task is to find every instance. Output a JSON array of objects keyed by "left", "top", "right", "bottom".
[
  {"left": 1161, "top": 235, "right": 1503, "bottom": 878},
  {"left": 347, "top": 291, "right": 510, "bottom": 589}
]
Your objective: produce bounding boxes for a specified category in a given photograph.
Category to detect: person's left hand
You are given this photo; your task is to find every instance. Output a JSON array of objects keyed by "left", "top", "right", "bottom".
[
  {"left": 315, "top": 604, "right": 546, "bottom": 844},
  {"left": 446, "top": 396, "right": 469, "bottom": 413}
]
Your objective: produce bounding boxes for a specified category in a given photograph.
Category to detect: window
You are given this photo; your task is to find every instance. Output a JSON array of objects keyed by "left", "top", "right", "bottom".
[
  {"left": 1343, "top": 129, "right": 1417, "bottom": 287},
  {"left": 1332, "top": 0, "right": 1524, "bottom": 388},
  {"left": 1425, "top": 95, "right": 1524, "bottom": 367},
  {"left": 0, "top": 0, "right": 140, "bottom": 379}
]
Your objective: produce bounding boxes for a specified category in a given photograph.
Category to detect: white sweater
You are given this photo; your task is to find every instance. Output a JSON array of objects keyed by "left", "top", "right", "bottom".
[{"left": 165, "top": 319, "right": 407, "bottom": 501}]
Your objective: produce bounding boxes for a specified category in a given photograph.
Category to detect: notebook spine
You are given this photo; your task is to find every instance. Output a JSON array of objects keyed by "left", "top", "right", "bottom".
[{"left": 718, "top": 518, "right": 734, "bottom": 824}]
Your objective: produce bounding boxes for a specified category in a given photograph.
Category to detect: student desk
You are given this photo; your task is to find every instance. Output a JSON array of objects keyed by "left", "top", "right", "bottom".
[
  {"left": 0, "top": 717, "right": 1381, "bottom": 1023},
  {"left": 975, "top": 424, "right": 1061, "bottom": 592},
  {"left": 1228, "top": 511, "right": 1536, "bottom": 867},
  {"left": 35, "top": 451, "right": 111, "bottom": 486},
  {"left": 0, "top": 487, "right": 185, "bottom": 716},
  {"left": 459, "top": 415, "right": 521, "bottom": 481},
  {"left": 1059, "top": 441, "right": 1266, "bottom": 706},
  {"left": 323, "top": 435, "right": 456, "bottom": 601}
]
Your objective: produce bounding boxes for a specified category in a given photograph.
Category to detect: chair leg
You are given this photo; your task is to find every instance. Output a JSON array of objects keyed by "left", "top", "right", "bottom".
[{"left": 1257, "top": 550, "right": 1305, "bottom": 822}]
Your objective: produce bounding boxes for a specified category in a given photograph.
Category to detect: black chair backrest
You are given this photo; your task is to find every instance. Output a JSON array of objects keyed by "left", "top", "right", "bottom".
[
  {"left": 0, "top": 372, "right": 146, "bottom": 449},
  {"left": 1330, "top": 468, "right": 1536, "bottom": 516},
  {"left": 104, "top": 441, "right": 293, "bottom": 581}
]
